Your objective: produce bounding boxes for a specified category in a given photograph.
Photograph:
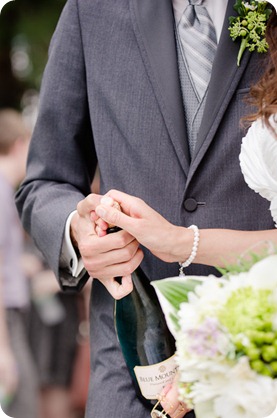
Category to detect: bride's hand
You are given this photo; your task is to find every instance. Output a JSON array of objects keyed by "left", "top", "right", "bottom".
[
  {"left": 95, "top": 190, "right": 190, "bottom": 264},
  {"left": 153, "top": 379, "right": 190, "bottom": 418}
]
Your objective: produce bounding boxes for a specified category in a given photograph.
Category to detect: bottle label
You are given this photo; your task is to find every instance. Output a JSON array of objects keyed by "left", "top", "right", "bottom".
[{"left": 134, "top": 355, "right": 178, "bottom": 400}]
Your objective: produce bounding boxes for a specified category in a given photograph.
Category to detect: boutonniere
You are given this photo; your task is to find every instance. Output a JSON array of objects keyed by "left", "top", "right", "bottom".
[{"left": 229, "top": 0, "right": 272, "bottom": 66}]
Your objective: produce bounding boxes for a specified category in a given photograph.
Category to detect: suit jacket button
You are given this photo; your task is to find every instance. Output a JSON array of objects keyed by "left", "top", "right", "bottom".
[{"left": 184, "top": 198, "right": 198, "bottom": 212}]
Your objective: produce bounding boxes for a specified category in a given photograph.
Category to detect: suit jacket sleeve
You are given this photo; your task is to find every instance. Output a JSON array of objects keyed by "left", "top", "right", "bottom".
[{"left": 15, "top": 0, "right": 97, "bottom": 291}]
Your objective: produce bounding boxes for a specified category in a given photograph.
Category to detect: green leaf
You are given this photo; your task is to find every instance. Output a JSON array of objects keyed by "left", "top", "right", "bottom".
[
  {"left": 216, "top": 245, "right": 277, "bottom": 276},
  {"left": 152, "top": 279, "right": 200, "bottom": 311},
  {"left": 169, "top": 312, "right": 180, "bottom": 331}
]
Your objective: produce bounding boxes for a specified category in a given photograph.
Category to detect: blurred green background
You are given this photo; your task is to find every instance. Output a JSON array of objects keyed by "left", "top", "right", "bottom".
[{"left": 0, "top": 0, "right": 66, "bottom": 113}]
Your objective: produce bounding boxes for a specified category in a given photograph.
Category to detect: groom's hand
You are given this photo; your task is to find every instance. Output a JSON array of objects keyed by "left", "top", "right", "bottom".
[
  {"left": 95, "top": 190, "right": 189, "bottom": 264},
  {"left": 70, "top": 193, "right": 144, "bottom": 299}
]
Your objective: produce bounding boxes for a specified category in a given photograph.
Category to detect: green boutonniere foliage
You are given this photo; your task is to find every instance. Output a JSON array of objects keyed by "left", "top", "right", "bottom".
[{"left": 229, "top": 0, "right": 272, "bottom": 66}]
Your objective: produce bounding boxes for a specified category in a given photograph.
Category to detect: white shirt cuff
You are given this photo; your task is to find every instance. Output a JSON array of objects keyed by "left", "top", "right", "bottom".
[{"left": 60, "top": 210, "right": 85, "bottom": 277}]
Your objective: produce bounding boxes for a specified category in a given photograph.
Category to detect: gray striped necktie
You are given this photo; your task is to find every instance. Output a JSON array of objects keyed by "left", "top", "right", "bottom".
[{"left": 178, "top": 0, "right": 217, "bottom": 100}]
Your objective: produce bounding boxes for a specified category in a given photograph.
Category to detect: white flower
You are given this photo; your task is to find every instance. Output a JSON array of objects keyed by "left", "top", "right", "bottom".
[
  {"left": 244, "top": 2, "right": 257, "bottom": 10},
  {"left": 243, "top": 0, "right": 267, "bottom": 10},
  {"left": 191, "top": 358, "right": 277, "bottom": 418},
  {"left": 179, "top": 276, "right": 226, "bottom": 327},
  {"left": 213, "top": 358, "right": 277, "bottom": 418},
  {"left": 244, "top": 255, "right": 277, "bottom": 290}
]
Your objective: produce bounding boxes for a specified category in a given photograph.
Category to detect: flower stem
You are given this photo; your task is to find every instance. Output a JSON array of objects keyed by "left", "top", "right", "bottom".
[{"left": 237, "top": 37, "right": 248, "bottom": 66}]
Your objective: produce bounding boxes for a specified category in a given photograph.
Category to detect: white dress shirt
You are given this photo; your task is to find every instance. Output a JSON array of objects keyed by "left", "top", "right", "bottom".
[
  {"left": 172, "top": 0, "right": 228, "bottom": 42},
  {"left": 62, "top": 0, "right": 229, "bottom": 277},
  {"left": 60, "top": 210, "right": 84, "bottom": 277}
]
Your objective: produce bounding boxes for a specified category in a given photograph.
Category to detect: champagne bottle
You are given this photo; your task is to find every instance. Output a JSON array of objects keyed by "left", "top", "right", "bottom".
[
  {"left": 114, "top": 266, "right": 177, "bottom": 407},
  {"left": 106, "top": 204, "right": 177, "bottom": 407}
]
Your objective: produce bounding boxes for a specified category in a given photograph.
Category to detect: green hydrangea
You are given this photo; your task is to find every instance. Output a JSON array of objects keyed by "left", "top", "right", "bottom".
[
  {"left": 218, "top": 287, "right": 274, "bottom": 335},
  {"left": 218, "top": 286, "right": 277, "bottom": 378}
]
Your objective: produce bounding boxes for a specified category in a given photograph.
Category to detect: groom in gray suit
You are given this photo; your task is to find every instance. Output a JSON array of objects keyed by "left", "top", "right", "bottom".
[{"left": 16, "top": 0, "right": 274, "bottom": 417}]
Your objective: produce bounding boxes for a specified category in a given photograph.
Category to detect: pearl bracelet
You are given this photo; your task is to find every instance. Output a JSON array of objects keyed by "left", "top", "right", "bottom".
[{"left": 179, "top": 225, "right": 200, "bottom": 276}]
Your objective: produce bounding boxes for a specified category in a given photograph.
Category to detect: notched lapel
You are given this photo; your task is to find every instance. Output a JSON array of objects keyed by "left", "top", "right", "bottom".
[
  {"left": 192, "top": 0, "right": 251, "bottom": 164},
  {"left": 129, "top": 0, "right": 190, "bottom": 174}
]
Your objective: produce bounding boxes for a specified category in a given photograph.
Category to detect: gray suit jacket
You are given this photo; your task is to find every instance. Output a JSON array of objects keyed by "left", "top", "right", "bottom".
[{"left": 16, "top": 0, "right": 274, "bottom": 417}]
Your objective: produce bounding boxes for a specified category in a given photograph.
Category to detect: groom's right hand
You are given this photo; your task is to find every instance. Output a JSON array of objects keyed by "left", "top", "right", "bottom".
[{"left": 70, "top": 193, "right": 144, "bottom": 299}]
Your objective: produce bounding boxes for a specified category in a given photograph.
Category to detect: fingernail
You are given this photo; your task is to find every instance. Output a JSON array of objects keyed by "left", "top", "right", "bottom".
[
  {"left": 95, "top": 206, "right": 106, "bottom": 218},
  {"left": 101, "top": 196, "right": 114, "bottom": 205}
]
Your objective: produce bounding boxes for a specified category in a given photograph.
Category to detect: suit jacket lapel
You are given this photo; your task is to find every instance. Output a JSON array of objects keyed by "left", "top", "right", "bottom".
[
  {"left": 130, "top": 0, "right": 190, "bottom": 174},
  {"left": 192, "top": 0, "right": 251, "bottom": 165}
]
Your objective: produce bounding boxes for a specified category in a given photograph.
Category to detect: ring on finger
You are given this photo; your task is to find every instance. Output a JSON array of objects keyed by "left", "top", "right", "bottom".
[{"left": 173, "top": 402, "right": 187, "bottom": 418}]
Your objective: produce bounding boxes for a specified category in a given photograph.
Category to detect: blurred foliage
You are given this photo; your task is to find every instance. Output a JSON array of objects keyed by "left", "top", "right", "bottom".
[{"left": 0, "top": 0, "right": 66, "bottom": 108}]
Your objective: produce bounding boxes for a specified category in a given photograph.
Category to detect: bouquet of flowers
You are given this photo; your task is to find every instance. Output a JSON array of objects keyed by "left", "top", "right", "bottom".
[{"left": 152, "top": 254, "right": 277, "bottom": 418}]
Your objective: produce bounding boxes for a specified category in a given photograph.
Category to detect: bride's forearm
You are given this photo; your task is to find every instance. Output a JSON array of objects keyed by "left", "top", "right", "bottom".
[
  {"left": 173, "top": 227, "right": 277, "bottom": 268},
  {"left": 93, "top": 191, "right": 277, "bottom": 269}
]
